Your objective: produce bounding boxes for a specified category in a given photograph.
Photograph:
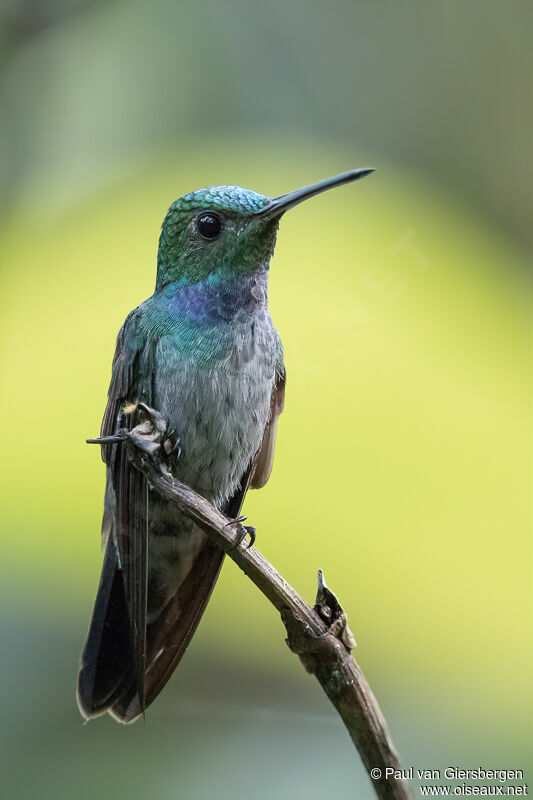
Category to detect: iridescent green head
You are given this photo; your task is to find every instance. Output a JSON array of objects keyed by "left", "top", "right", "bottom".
[{"left": 156, "top": 169, "right": 375, "bottom": 290}]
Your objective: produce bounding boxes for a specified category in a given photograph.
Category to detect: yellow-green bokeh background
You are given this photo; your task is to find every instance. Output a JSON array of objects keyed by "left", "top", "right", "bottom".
[{"left": 0, "top": 3, "right": 531, "bottom": 799}]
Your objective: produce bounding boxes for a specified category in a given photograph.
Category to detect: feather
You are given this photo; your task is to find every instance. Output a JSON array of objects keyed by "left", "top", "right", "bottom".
[{"left": 251, "top": 364, "right": 286, "bottom": 488}]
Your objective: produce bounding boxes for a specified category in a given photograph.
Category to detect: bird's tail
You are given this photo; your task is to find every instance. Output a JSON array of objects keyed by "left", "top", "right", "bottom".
[{"left": 77, "top": 531, "right": 224, "bottom": 723}]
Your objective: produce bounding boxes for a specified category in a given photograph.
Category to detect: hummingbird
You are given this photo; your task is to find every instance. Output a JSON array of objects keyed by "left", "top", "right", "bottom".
[{"left": 77, "top": 167, "right": 374, "bottom": 723}]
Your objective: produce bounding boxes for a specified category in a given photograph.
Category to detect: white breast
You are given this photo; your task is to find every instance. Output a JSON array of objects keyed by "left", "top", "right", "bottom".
[{"left": 154, "top": 313, "right": 280, "bottom": 505}]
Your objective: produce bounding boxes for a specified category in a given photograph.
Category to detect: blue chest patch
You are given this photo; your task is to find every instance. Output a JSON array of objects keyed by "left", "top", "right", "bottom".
[
  {"left": 165, "top": 270, "right": 268, "bottom": 324},
  {"left": 140, "top": 270, "right": 275, "bottom": 366}
]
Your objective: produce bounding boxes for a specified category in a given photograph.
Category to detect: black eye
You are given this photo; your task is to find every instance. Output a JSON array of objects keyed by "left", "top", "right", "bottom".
[{"left": 197, "top": 213, "right": 222, "bottom": 239}]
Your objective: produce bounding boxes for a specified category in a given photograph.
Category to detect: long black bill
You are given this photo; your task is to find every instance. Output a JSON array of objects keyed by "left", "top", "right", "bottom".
[{"left": 256, "top": 167, "right": 375, "bottom": 218}]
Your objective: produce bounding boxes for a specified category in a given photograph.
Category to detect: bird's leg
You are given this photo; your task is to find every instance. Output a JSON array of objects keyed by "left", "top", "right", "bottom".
[
  {"left": 87, "top": 404, "right": 180, "bottom": 463},
  {"left": 128, "top": 402, "right": 181, "bottom": 462},
  {"left": 243, "top": 525, "right": 256, "bottom": 548},
  {"left": 225, "top": 516, "right": 256, "bottom": 550}
]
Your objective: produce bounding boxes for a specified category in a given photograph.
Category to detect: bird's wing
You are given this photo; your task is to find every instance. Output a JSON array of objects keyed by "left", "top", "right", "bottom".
[
  {"left": 250, "top": 362, "right": 286, "bottom": 489},
  {"left": 100, "top": 307, "right": 156, "bottom": 713}
]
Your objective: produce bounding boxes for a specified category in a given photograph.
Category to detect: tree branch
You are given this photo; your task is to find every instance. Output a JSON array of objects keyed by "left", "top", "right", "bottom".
[{"left": 88, "top": 424, "right": 412, "bottom": 800}]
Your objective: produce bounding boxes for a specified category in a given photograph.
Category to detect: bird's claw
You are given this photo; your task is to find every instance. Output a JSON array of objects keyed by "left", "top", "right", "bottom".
[
  {"left": 244, "top": 525, "right": 256, "bottom": 549},
  {"left": 226, "top": 517, "right": 256, "bottom": 551},
  {"left": 224, "top": 514, "right": 248, "bottom": 526},
  {"left": 87, "top": 404, "right": 180, "bottom": 463},
  {"left": 127, "top": 403, "right": 180, "bottom": 462}
]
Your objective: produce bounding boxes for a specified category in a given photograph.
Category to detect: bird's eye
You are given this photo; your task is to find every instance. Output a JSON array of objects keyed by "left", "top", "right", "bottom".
[{"left": 197, "top": 213, "right": 222, "bottom": 240}]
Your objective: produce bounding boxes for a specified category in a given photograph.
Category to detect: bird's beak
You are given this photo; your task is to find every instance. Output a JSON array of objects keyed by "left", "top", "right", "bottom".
[{"left": 255, "top": 168, "right": 375, "bottom": 219}]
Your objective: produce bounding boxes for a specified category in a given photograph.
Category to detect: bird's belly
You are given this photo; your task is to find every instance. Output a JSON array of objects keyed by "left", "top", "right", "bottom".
[{"left": 154, "top": 327, "right": 279, "bottom": 505}]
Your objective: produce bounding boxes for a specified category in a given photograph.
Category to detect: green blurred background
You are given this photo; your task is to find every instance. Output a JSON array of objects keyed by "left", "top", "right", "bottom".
[{"left": 0, "top": 2, "right": 531, "bottom": 798}]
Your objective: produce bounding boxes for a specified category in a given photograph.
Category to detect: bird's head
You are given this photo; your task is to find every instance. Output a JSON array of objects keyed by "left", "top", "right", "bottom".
[{"left": 156, "top": 169, "right": 374, "bottom": 290}]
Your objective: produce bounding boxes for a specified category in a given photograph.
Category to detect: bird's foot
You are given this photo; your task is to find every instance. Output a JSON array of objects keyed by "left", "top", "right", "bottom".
[
  {"left": 128, "top": 402, "right": 181, "bottom": 462},
  {"left": 243, "top": 525, "right": 256, "bottom": 548},
  {"left": 86, "top": 404, "right": 180, "bottom": 465},
  {"left": 225, "top": 516, "right": 256, "bottom": 550}
]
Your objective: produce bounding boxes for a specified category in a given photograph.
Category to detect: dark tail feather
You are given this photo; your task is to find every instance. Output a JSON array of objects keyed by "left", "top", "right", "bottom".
[
  {"left": 77, "top": 536, "right": 135, "bottom": 718},
  {"left": 77, "top": 528, "right": 224, "bottom": 725},
  {"left": 108, "top": 542, "right": 224, "bottom": 723},
  {"left": 119, "top": 455, "right": 149, "bottom": 715},
  {"left": 107, "top": 471, "right": 251, "bottom": 723},
  {"left": 78, "top": 471, "right": 250, "bottom": 723}
]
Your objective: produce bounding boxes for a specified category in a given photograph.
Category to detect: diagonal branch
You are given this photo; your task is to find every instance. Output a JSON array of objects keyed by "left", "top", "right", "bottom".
[{"left": 88, "top": 428, "right": 412, "bottom": 800}]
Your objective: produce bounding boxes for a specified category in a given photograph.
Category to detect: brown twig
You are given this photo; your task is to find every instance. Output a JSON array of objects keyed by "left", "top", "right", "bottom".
[{"left": 89, "top": 429, "right": 412, "bottom": 800}]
